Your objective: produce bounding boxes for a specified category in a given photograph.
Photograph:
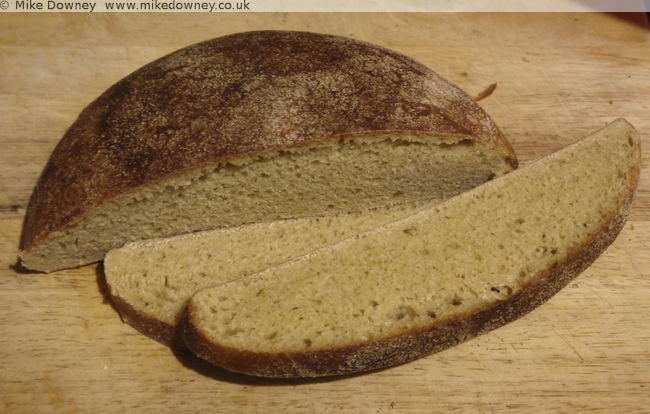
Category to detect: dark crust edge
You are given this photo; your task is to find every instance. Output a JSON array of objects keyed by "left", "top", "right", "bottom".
[
  {"left": 109, "top": 293, "right": 178, "bottom": 347},
  {"left": 181, "top": 142, "right": 640, "bottom": 378}
]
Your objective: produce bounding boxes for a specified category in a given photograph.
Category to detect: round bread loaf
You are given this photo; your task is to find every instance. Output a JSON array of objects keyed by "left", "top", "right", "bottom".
[{"left": 20, "top": 30, "right": 516, "bottom": 272}]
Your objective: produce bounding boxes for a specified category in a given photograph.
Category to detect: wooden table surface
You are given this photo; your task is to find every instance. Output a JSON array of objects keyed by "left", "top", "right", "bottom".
[{"left": 1, "top": 13, "right": 649, "bottom": 413}]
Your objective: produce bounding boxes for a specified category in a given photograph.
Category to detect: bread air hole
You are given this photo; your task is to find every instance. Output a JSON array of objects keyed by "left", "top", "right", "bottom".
[
  {"left": 403, "top": 227, "right": 417, "bottom": 236},
  {"left": 393, "top": 305, "right": 418, "bottom": 321},
  {"left": 490, "top": 285, "right": 513, "bottom": 296},
  {"left": 225, "top": 327, "right": 244, "bottom": 336}
]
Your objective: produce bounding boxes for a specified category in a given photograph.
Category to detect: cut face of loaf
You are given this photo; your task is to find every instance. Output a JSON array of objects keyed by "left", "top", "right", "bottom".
[
  {"left": 105, "top": 201, "right": 431, "bottom": 345},
  {"left": 183, "top": 119, "right": 641, "bottom": 378},
  {"left": 19, "top": 30, "right": 516, "bottom": 272}
]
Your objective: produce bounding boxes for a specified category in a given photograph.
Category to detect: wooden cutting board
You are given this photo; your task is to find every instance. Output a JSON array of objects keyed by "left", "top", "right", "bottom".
[{"left": 1, "top": 13, "right": 649, "bottom": 413}]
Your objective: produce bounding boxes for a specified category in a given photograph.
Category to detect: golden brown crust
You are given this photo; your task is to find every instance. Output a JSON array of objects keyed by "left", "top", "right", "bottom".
[
  {"left": 20, "top": 30, "right": 515, "bottom": 252},
  {"left": 181, "top": 132, "right": 640, "bottom": 378}
]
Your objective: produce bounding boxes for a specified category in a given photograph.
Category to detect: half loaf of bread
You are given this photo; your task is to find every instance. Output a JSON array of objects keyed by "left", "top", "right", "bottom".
[
  {"left": 183, "top": 119, "right": 640, "bottom": 378},
  {"left": 106, "top": 201, "right": 432, "bottom": 345},
  {"left": 20, "top": 30, "right": 516, "bottom": 272}
]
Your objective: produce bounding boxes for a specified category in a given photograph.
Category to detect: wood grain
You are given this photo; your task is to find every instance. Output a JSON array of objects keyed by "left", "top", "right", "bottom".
[{"left": 1, "top": 13, "right": 649, "bottom": 413}]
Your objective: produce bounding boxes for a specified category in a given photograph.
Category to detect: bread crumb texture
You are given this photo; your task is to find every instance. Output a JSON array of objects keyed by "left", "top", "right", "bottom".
[
  {"left": 20, "top": 30, "right": 514, "bottom": 272},
  {"left": 105, "top": 200, "right": 432, "bottom": 330},
  {"left": 186, "top": 119, "right": 640, "bottom": 376},
  {"left": 23, "top": 136, "right": 510, "bottom": 271}
]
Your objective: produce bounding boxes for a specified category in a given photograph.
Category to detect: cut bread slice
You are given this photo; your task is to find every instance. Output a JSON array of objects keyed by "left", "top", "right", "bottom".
[
  {"left": 105, "top": 201, "right": 432, "bottom": 345},
  {"left": 19, "top": 30, "right": 516, "bottom": 272},
  {"left": 183, "top": 119, "right": 641, "bottom": 378}
]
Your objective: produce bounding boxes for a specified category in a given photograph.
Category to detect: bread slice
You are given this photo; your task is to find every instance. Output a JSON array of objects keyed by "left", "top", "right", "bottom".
[
  {"left": 105, "top": 201, "right": 432, "bottom": 345},
  {"left": 19, "top": 30, "right": 516, "bottom": 272},
  {"left": 183, "top": 119, "right": 641, "bottom": 378}
]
